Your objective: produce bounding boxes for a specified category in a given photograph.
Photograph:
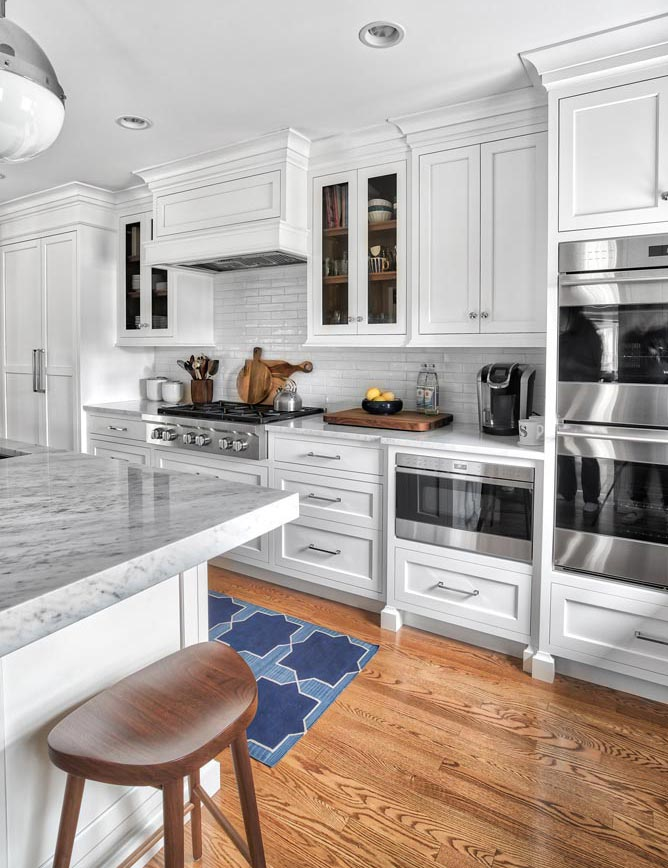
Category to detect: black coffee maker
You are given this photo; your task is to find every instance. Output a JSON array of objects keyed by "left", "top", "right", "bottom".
[{"left": 477, "top": 363, "right": 535, "bottom": 436}]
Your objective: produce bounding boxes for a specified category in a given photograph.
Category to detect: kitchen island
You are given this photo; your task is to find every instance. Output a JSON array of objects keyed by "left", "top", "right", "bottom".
[{"left": 0, "top": 450, "right": 299, "bottom": 868}]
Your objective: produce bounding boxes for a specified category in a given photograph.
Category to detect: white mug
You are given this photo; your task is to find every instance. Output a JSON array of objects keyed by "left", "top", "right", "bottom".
[
  {"left": 518, "top": 416, "right": 545, "bottom": 446},
  {"left": 145, "top": 377, "right": 168, "bottom": 401},
  {"left": 161, "top": 381, "right": 185, "bottom": 403}
]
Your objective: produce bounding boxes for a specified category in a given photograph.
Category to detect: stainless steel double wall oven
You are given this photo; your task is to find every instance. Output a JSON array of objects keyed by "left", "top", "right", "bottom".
[{"left": 555, "top": 235, "right": 668, "bottom": 588}]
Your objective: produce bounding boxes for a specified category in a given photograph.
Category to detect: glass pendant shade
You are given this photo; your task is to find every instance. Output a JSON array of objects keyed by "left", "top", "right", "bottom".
[{"left": 0, "top": 11, "right": 65, "bottom": 163}]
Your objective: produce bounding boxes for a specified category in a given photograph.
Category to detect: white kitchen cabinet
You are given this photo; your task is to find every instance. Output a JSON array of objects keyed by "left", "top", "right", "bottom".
[
  {"left": 415, "top": 133, "right": 547, "bottom": 344},
  {"left": 559, "top": 77, "right": 668, "bottom": 231},
  {"left": 152, "top": 449, "right": 270, "bottom": 564},
  {"left": 310, "top": 161, "right": 407, "bottom": 342},
  {"left": 87, "top": 436, "right": 152, "bottom": 465},
  {"left": 117, "top": 211, "right": 215, "bottom": 347},
  {"left": 0, "top": 233, "right": 76, "bottom": 450}
]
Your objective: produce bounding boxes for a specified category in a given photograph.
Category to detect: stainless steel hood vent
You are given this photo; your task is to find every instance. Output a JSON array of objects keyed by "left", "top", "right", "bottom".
[{"left": 174, "top": 250, "right": 306, "bottom": 273}]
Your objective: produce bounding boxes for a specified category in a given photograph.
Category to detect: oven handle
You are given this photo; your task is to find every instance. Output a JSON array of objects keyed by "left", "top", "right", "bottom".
[
  {"left": 558, "top": 426, "right": 668, "bottom": 464},
  {"left": 396, "top": 465, "right": 534, "bottom": 490},
  {"left": 635, "top": 630, "right": 668, "bottom": 648},
  {"left": 560, "top": 268, "right": 668, "bottom": 285}
]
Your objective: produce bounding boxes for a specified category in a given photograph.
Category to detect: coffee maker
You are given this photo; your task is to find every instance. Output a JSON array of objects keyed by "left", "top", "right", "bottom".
[{"left": 477, "top": 363, "right": 535, "bottom": 436}]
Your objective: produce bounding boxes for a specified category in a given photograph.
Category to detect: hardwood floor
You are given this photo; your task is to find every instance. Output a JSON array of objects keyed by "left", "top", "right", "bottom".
[{"left": 145, "top": 566, "right": 668, "bottom": 868}]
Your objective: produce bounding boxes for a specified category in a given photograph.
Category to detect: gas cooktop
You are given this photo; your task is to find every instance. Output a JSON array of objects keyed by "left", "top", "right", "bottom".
[{"left": 157, "top": 401, "right": 323, "bottom": 424}]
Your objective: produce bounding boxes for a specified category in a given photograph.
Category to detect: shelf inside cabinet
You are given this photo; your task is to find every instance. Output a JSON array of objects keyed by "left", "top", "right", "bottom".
[
  {"left": 368, "top": 220, "right": 396, "bottom": 233},
  {"left": 322, "top": 275, "right": 349, "bottom": 285},
  {"left": 323, "top": 226, "right": 349, "bottom": 237},
  {"left": 368, "top": 271, "right": 397, "bottom": 281}
]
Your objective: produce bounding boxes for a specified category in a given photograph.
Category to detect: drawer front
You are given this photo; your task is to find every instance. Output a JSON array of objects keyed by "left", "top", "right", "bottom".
[
  {"left": 154, "top": 451, "right": 268, "bottom": 562},
  {"left": 275, "top": 517, "right": 381, "bottom": 592},
  {"left": 550, "top": 583, "right": 668, "bottom": 676},
  {"left": 88, "top": 438, "right": 151, "bottom": 466},
  {"left": 274, "top": 467, "right": 381, "bottom": 529},
  {"left": 395, "top": 547, "right": 531, "bottom": 636},
  {"left": 87, "top": 415, "right": 146, "bottom": 443},
  {"left": 273, "top": 436, "right": 382, "bottom": 477},
  {"left": 156, "top": 170, "right": 281, "bottom": 237}
]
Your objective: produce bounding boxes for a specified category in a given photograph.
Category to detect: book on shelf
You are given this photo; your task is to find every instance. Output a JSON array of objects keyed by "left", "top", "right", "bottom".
[{"left": 323, "top": 185, "right": 348, "bottom": 230}]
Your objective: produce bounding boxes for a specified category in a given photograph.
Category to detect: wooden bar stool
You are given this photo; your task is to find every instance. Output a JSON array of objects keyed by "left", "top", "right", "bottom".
[{"left": 47, "top": 642, "right": 266, "bottom": 868}]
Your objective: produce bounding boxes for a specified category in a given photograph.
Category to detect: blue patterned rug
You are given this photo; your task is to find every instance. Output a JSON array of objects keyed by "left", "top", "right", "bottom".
[{"left": 208, "top": 592, "right": 378, "bottom": 766}]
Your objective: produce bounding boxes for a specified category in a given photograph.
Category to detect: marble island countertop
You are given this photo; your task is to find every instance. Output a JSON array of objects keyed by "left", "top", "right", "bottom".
[
  {"left": 0, "top": 437, "right": 55, "bottom": 458},
  {"left": 0, "top": 451, "right": 298, "bottom": 656}
]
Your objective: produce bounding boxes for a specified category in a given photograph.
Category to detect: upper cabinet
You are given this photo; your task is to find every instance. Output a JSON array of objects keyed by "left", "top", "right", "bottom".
[
  {"left": 117, "top": 211, "right": 214, "bottom": 347},
  {"left": 559, "top": 77, "right": 668, "bottom": 231},
  {"left": 310, "top": 161, "right": 407, "bottom": 344},
  {"left": 415, "top": 132, "right": 547, "bottom": 345}
]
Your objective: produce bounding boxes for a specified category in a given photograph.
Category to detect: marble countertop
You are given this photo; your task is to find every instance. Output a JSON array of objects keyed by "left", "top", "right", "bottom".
[
  {"left": 270, "top": 417, "right": 545, "bottom": 461},
  {"left": 0, "top": 451, "right": 298, "bottom": 656},
  {"left": 84, "top": 399, "right": 168, "bottom": 418},
  {"left": 0, "top": 438, "right": 55, "bottom": 458}
]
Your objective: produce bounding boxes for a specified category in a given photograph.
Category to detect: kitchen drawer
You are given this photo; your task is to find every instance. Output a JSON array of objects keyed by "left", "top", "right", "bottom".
[
  {"left": 394, "top": 547, "right": 531, "bottom": 637},
  {"left": 154, "top": 450, "right": 269, "bottom": 562},
  {"left": 87, "top": 414, "right": 146, "bottom": 443},
  {"left": 550, "top": 583, "right": 668, "bottom": 676},
  {"left": 273, "top": 467, "right": 382, "bottom": 529},
  {"left": 273, "top": 436, "right": 382, "bottom": 477},
  {"left": 275, "top": 516, "right": 381, "bottom": 593},
  {"left": 88, "top": 437, "right": 151, "bottom": 466}
]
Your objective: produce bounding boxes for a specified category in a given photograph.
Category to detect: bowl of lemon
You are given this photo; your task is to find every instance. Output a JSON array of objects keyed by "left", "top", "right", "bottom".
[{"left": 362, "top": 387, "right": 403, "bottom": 415}]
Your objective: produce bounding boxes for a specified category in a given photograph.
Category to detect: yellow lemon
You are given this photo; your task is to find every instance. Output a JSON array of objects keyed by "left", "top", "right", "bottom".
[
  {"left": 373, "top": 395, "right": 386, "bottom": 401},
  {"left": 381, "top": 391, "right": 395, "bottom": 401},
  {"left": 365, "top": 387, "right": 381, "bottom": 400}
]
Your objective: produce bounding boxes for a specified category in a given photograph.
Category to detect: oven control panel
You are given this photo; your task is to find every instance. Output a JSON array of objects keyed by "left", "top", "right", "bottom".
[{"left": 145, "top": 422, "right": 261, "bottom": 461}]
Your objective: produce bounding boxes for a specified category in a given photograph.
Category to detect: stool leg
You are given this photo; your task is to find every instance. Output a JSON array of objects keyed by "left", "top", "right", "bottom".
[
  {"left": 162, "top": 780, "right": 185, "bottom": 868},
  {"left": 231, "top": 735, "right": 266, "bottom": 868},
  {"left": 53, "top": 774, "right": 85, "bottom": 868},
  {"left": 189, "top": 769, "right": 203, "bottom": 861}
]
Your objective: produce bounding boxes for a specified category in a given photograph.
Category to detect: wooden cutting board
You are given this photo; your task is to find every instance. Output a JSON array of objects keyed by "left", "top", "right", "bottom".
[
  {"left": 236, "top": 347, "right": 272, "bottom": 404},
  {"left": 323, "top": 408, "right": 453, "bottom": 431}
]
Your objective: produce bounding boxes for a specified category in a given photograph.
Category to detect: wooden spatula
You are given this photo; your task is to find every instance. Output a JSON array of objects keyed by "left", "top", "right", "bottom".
[{"left": 236, "top": 347, "right": 272, "bottom": 404}]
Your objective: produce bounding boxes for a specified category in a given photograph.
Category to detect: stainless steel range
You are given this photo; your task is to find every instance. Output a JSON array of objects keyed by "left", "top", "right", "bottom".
[{"left": 143, "top": 401, "right": 323, "bottom": 461}]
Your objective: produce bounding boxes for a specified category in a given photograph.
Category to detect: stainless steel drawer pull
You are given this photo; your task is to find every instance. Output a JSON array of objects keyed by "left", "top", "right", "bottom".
[
  {"left": 308, "top": 544, "right": 341, "bottom": 555},
  {"left": 437, "top": 582, "right": 480, "bottom": 597},
  {"left": 307, "top": 493, "right": 342, "bottom": 503},
  {"left": 634, "top": 630, "right": 668, "bottom": 647},
  {"left": 106, "top": 425, "right": 128, "bottom": 432},
  {"left": 306, "top": 452, "right": 341, "bottom": 460}
]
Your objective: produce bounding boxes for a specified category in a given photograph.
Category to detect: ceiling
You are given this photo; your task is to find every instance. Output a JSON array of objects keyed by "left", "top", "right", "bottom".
[{"left": 2, "top": 0, "right": 666, "bottom": 203}]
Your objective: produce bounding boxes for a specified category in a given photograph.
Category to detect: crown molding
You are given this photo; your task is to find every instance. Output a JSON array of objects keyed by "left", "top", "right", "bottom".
[
  {"left": 309, "top": 122, "right": 408, "bottom": 174},
  {"left": 135, "top": 128, "right": 311, "bottom": 191},
  {"left": 390, "top": 87, "right": 546, "bottom": 139},
  {"left": 520, "top": 13, "right": 668, "bottom": 89}
]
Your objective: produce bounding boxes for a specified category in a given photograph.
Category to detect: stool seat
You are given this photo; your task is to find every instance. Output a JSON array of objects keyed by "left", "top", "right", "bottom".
[{"left": 48, "top": 642, "right": 257, "bottom": 787}]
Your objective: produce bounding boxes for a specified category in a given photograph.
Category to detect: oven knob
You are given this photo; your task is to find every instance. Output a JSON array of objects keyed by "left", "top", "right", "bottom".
[
  {"left": 182, "top": 432, "right": 197, "bottom": 445},
  {"left": 219, "top": 437, "right": 234, "bottom": 450},
  {"left": 161, "top": 429, "right": 177, "bottom": 441},
  {"left": 151, "top": 427, "right": 165, "bottom": 440},
  {"left": 194, "top": 434, "right": 211, "bottom": 447},
  {"left": 232, "top": 439, "right": 248, "bottom": 453}
]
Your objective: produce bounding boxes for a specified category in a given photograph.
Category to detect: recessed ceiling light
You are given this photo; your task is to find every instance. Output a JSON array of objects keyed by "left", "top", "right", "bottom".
[
  {"left": 115, "top": 115, "right": 152, "bottom": 131},
  {"left": 359, "top": 21, "right": 405, "bottom": 49}
]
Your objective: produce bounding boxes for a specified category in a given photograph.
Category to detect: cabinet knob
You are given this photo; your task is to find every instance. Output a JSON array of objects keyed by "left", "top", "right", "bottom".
[
  {"left": 468, "top": 311, "right": 478, "bottom": 319},
  {"left": 357, "top": 315, "right": 364, "bottom": 322},
  {"left": 661, "top": 192, "right": 668, "bottom": 201},
  {"left": 347, "top": 316, "right": 355, "bottom": 323},
  {"left": 481, "top": 311, "right": 489, "bottom": 319}
]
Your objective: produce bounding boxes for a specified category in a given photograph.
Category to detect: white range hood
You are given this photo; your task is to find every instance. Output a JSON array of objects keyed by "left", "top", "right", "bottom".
[{"left": 135, "top": 128, "right": 310, "bottom": 272}]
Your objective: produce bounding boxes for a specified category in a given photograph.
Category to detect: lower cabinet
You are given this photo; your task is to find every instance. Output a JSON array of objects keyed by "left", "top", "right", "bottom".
[
  {"left": 152, "top": 450, "right": 270, "bottom": 564},
  {"left": 550, "top": 581, "right": 668, "bottom": 678},
  {"left": 87, "top": 435, "right": 152, "bottom": 465},
  {"left": 393, "top": 546, "right": 532, "bottom": 641}
]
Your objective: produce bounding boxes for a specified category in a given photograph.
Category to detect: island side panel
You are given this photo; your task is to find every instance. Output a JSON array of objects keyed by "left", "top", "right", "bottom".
[{"left": 0, "top": 569, "right": 209, "bottom": 868}]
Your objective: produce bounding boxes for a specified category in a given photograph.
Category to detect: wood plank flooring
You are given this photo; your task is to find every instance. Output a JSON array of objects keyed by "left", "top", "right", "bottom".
[{"left": 145, "top": 566, "right": 668, "bottom": 868}]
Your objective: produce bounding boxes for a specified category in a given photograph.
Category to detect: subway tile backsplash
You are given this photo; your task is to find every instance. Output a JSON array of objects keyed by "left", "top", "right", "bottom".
[{"left": 154, "top": 264, "right": 545, "bottom": 425}]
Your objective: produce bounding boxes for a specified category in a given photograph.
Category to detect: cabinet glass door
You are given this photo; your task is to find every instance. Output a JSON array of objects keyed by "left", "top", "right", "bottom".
[
  {"left": 321, "top": 181, "right": 352, "bottom": 328},
  {"left": 359, "top": 162, "right": 406, "bottom": 335},
  {"left": 123, "top": 219, "right": 142, "bottom": 332},
  {"left": 150, "top": 267, "right": 169, "bottom": 331}
]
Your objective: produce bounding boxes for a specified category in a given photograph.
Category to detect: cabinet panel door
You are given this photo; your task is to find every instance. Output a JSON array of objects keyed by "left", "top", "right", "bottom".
[
  {"left": 4, "top": 373, "right": 41, "bottom": 444},
  {"left": 559, "top": 77, "right": 668, "bottom": 230},
  {"left": 2, "top": 238, "right": 42, "bottom": 369},
  {"left": 312, "top": 172, "right": 358, "bottom": 336},
  {"left": 480, "top": 134, "right": 547, "bottom": 334},
  {"left": 418, "top": 146, "right": 480, "bottom": 334},
  {"left": 88, "top": 438, "right": 152, "bottom": 465}
]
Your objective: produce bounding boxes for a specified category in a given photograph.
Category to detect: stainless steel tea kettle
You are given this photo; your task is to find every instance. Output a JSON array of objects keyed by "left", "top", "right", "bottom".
[{"left": 273, "top": 378, "right": 303, "bottom": 412}]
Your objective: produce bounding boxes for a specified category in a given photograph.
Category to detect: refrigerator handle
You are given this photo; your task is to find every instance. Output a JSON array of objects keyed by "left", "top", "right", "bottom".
[
  {"left": 32, "top": 349, "right": 38, "bottom": 392},
  {"left": 38, "top": 348, "right": 46, "bottom": 393}
]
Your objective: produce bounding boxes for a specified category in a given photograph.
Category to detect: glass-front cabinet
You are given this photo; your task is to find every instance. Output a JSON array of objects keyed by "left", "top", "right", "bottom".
[
  {"left": 119, "top": 213, "right": 173, "bottom": 339},
  {"left": 312, "top": 161, "right": 406, "bottom": 340}
]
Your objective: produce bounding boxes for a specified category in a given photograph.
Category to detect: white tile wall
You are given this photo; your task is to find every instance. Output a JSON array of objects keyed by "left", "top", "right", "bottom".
[{"left": 154, "top": 264, "right": 545, "bottom": 424}]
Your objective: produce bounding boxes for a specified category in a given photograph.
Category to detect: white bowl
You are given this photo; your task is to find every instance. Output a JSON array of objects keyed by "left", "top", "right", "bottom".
[
  {"left": 162, "top": 381, "right": 185, "bottom": 403},
  {"left": 368, "top": 207, "right": 393, "bottom": 224},
  {"left": 368, "top": 198, "right": 392, "bottom": 208}
]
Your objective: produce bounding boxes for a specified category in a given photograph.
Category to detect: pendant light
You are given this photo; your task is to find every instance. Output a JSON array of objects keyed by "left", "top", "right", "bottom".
[{"left": 0, "top": 0, "right": 65, "bottom": 162}]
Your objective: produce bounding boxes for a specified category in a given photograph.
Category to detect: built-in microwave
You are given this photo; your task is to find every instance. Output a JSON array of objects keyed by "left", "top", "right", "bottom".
[
  {"left": 395, "top": 453, "right": 534, "bottom": 563},
  {"left": 558, "top": 234, "right": 668, "bottom": 429}
]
